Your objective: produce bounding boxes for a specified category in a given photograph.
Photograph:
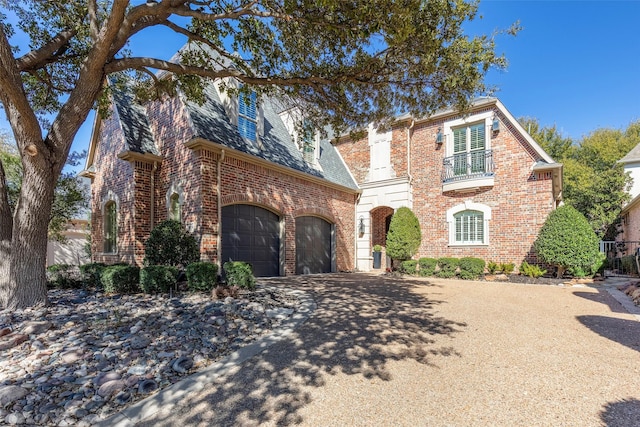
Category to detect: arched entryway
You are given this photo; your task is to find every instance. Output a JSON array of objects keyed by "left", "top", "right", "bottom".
[
  {"left": 370, "top": 206, "right": 394, "bottom": 269},
  {"left": 295, "top": 216, "right": 333, "bottom": 274},
  {"left": 221, "top": 204, "right": 281, "bottom": 277}
]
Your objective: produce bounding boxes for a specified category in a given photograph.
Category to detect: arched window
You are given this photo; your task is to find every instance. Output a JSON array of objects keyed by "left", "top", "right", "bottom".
[
  {"left": 446, "top": 201, "right": 491, "bottom": 246},
  {"left": 169, "top": 193, "right": 181, "bottom": 222},
  {"left": 104, "top": 200, "right": 117, "bottom": 253}
]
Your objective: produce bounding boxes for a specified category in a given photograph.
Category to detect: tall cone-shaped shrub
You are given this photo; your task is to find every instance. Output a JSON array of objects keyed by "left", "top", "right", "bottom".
[{"left": 386, "top": 207, "right": 422, "bottom": 266}]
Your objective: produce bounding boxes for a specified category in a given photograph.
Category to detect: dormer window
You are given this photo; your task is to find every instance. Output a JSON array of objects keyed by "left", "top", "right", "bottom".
[
  {"left": 238, "top": 90, "right": 257, "bottom": 142},
  {"left": 302, "top": 120, "right": 316, "bottom": 163}
]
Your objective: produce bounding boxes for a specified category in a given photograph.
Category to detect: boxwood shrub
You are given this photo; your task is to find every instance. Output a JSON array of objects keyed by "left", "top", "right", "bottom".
[
  {"left": 79, "top": 262, "right": 107, "bottom": 289},
  {"left": 400, "top": 260, "right": 418, "bottom": 275},
  {"left": 47, "top": 264, "right": 82, "bottom": 289},
  {"left": 186, "top": 262, "right": 219, "bottom": 292},
  {"left": 101, "top": 265, "right": 140, "bottom": 294},
  {"left": 418, "top": 258, "right": 437, "bottom": 276},
  {"left": 224, "top": 261, "right": 256, "bottom": 290},
  {"left": 140, "top": 265, "right": 179, "bottom": 294},
  {"left": 436, "top": 257, "right": 459, "bottom": 278},
  {"left": 458, "top": 257, "right": 485, "bottom": 280}
]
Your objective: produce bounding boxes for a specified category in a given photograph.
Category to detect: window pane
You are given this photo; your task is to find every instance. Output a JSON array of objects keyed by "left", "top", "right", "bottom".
[
  {"left": 453, "top": 128, "right": 466, "bottom": 153},
  {"left": 470, "top": 123, "right": 485, "bottom": 150},
  {"left": 170, "top": 194, "right": 181, "bottom": 222},
  {"left": 238, "top": 116, "right": 257, "bottom": 141},
  {"left": 104, "top": 201, "right": 117, "bottom": 253},
  {"left": 453, "top": 210, "right": 484, "bottom": 244},
  {"left": 239, "top": 91, "right": 257, "bottom": 119}
]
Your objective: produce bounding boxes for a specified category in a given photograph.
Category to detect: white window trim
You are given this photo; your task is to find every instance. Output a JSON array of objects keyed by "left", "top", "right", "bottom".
[
  {"left": 443, "top": 111, "right": 493, "bottom": 157},
  {"left": 446, "top": 201, "right": 491, "bottom": 246}
]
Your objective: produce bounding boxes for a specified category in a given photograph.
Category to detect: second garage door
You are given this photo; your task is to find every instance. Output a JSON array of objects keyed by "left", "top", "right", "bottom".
[
  {"left": 221, "top": 204, "right": 280, "bottom": 277},
  {"left": 295, "top": 216, "right": 332, "bottom": 274}
]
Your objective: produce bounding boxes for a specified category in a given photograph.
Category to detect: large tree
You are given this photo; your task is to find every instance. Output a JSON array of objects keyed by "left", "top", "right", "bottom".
[{"left": 0, "top": 0, "right": 512, "bottom": 309}]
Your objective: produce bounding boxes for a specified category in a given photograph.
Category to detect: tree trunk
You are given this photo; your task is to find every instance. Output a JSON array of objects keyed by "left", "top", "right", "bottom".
[
  {"left": 0, "top": 160, "right": 13, "bottom": 308},
  {"left": 0, "top": 158, "right": 56, "bottom": 309}
]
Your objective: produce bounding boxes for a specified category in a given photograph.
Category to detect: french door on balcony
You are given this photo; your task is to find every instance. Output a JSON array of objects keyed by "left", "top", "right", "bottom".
[{"left": 453, "top": 122, "right": 486, "bottom": 176}]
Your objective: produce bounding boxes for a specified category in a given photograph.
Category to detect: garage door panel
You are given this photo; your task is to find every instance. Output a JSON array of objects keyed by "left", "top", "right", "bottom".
[
  {"left": 296, "top": 216, "right": 332, "bottom": 275},
  {"left": 222, "top": 205, "right": 280, "bottom": 277}
]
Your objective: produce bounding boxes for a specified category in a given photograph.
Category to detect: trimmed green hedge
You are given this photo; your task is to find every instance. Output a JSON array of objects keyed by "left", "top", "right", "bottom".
[
  {"left": 400, "top": 260, "right": 418, "bottom": 275},
  {"left": 47, "top": 264, "right": 82, "bottom": 289},
  {"left": 186, "top": 262, "right": 219, "bottom": 292},
  {"left": 224, "top": 261, "right": 256, "bottom": 290},
  {"left": 436, "top": 257, "right": 459, "bottom": 278},
  {"left": 79, "top": 262, "right": 107, "bottom": 289},
  {"left": 458, "top": 257, "right": 485, "bottom": 280},
  {"left": 101, "top": 265, "right": 140, "bottom": 294},
  {"left": 418, "top": 258, "right": 437, "bottom": 276},
  {"left": 140, "top": 265, "right": 179, "bottom": 294}
]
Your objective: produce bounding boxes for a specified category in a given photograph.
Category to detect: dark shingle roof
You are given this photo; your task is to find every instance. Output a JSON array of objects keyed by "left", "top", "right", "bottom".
[
  {"left": 111, "top": 82, "right": 357, "bottom": 190},
  {"left": 183, "top": 84, "right": 358, "bottom": 190},
  {"left": 111, "top": 89, "right": 158, "bottom": 155},
  {"left": 619, "top": 142, "right": 640, "bottom": 164}
]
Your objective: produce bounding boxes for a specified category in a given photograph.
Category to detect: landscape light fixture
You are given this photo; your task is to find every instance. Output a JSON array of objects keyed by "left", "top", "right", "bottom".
[
  {"left": 358, "top": 216, "right": 365, "bottom": 236},
  {"left": 435, "top": 128, "right": 443, "bottom": 144}
]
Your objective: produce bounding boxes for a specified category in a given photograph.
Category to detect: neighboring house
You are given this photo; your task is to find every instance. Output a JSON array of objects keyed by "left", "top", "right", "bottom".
[
  {"left": 46, "top": 219, "right": 90, "bottom": 267},
  {"left": 334, "top": 98, "right": 562, "bottom": 271},
  {"left": 616, "top": 145, "right": 640, "bottom": 243},
  {"left": 81, "top": 77, "right": 359, "bottom": 276}
]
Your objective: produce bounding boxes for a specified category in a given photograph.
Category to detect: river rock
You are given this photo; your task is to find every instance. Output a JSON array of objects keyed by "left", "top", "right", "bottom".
[
  {"left": 0, "top": 385, "right": 29, "bottom": 407},
  {"left": 97, "top": 380, "right": 125, "bottom": 398}
]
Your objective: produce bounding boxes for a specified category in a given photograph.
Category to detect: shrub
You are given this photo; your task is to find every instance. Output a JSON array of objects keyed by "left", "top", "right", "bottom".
[
  {"left": 519, "top": 261, "right": 546, "bottom": 278},
  {"left": 418, "top": 257, "right": 437, "bottom": 276},
  {"left": 459, "top": 257, "right": 485, "bottom": 280},
  {"left": 373, "top": 244, "right": 382, "bottom": 252},
  {"left": 79, "top": 262, "right": 107, "bottom": 289},
  {"left": 436, "top": 257, "right": 459, "bottom": 278},
  {"left": 533, "top": 205, "right": 604, "bottom": 277},
  {"left": 386, "top": 207, "right": 422, "bottom": 264},
  {"left": 486, "top": 261, "right": 499, "bottom": 274},
  {"left": 224, "top": 261, "right": 256, "bottom": 290},
  {"left": 620, "top": 255, "right": 638, "bottom": 275},
  {"left": 213, "top": 285, "right": 240, "bottom": 299},
  {"left": 186, "top": 262, "right": 219, "bottom": 292},
  {"left": 500, "top": 262, "right": 515, "bottom": 275},
  {"left": 101, "top": 265, "right": 140, "bottom": 294},
  {"left": 140, "top": 265, "right": 179, "bottom": 294},
  {"left": 400, "top": 260, "right": 418, "bottom": 275},
  {"left": 144, "top": 220, "right": 200, "bottom": 267},
  {"left": 47, "top": 264, "right": 82, "bottom": 289}
]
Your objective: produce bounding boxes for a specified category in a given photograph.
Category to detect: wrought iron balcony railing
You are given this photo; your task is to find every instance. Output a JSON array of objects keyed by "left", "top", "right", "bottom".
[{"left": 442, "top": 150, "right": 495, "bottom": 183}]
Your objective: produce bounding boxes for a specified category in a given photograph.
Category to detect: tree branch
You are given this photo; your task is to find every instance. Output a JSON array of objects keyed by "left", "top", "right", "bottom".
[
  {"left": 88, "top": 0, "right": 100, "bottom": 42},
  {"left": 15, "top": 29, "right": 77, "bottom": 72}
]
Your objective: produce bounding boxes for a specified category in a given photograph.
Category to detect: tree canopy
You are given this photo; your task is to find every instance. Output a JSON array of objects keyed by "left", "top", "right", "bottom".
[
  {"left": 520, "top": 117, "right": 638, "bottom": 239},
  {"left": 0, "top": 0, "right": 514, "bottom": 309}
]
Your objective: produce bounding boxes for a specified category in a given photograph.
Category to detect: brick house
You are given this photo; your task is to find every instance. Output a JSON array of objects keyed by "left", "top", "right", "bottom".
[
  {"left": 81, "top": 80, "right": 359, "bottom": 276},
  {"left": 83, "top": 78, "right": 561, "bottom": 275},
  {"left": 334, "top": 98, "right": 562, "bottom": 271},
  {"left": 616, "top": 145, "right": 640, "bottom": 243}
]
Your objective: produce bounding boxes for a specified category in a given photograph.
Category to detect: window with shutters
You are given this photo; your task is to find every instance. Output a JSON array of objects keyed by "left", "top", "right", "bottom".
[
  {"left": 104, "top": 200, "right": 117, "bottom": 253},
  {"left": 452, "top": 122, "right": 486, "bottom": 176},
  {"left": 238, "top": 90, "right": 257, "bottom": 142},
  {"left": 446, "top": 202, "right": 490, "bottom": 246}
]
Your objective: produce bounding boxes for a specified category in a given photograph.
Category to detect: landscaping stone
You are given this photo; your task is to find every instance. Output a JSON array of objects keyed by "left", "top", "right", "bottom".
[{"left": 0, "top": 285, "right": 299, "bottom": 425}]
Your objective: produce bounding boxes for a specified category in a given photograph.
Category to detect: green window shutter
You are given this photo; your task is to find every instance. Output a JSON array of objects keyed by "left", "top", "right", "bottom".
[
  {"left": 453, "top": 128, "right": 466, "bottom": 153},
  {"left": 470, "top": 123, "right": 485, "bottom": 151}
]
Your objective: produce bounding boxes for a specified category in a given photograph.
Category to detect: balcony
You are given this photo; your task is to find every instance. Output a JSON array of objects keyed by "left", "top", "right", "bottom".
[{"left": 442, "top": 149, "right": 495, "bottom": 192}]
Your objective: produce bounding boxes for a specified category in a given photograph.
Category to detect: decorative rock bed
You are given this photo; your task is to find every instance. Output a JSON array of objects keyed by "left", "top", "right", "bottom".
[
  {"left": 620, "top": 282, "right": 640, "bottom": 306},
  {"left": 0, "top": 285, "right": 300, "bottom": 426}
]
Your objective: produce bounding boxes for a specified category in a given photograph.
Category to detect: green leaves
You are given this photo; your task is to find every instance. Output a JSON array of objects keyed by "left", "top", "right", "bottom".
[{"left": 386, "top": 206, "right": 422, "bottom": 261}]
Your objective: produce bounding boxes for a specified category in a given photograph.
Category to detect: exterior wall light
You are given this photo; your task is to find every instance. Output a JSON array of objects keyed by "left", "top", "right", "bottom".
[
  {"left": 436, "top": 128, "right": 443, "bottom": 144},
  {"left": 492, "top": 116, "right": 500, "bottom": 132},
  {"left": 358, "top": 216, "right": 365, "bottom": 236}
]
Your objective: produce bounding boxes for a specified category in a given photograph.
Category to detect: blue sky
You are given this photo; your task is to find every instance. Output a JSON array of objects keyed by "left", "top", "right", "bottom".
[{"left": 2, "top": 1, "right": 639, "bottom": 164}]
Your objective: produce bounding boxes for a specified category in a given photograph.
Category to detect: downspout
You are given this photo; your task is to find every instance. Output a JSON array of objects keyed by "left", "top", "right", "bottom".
[
  {"left": 355, "top": 191, "right": 362, "bottom": 271},
  {"left": 217, "top": 149, "right": 225, "bottom": 272},
  {"left": 407, "top": 119, "right": 415, "bottom": 188},
  {"left": 150, "top": 161, "right": 158, "bottom": 229}
]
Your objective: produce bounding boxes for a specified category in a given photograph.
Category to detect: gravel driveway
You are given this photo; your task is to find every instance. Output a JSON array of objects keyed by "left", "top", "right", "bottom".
[{"left": 136, "top": 273, "right": 640, "bottom": 427}]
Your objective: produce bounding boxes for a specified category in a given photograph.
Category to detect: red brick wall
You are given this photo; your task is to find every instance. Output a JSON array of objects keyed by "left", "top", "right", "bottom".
[
  {"left": 333, "top": 135, "right": 370, "bottom": 183},
  {"left": 91, "top": 95, "right": 357, "bottom": 273},
  {"left": 409, "top": 107, "right": 555, "bottom": 266},
  {"left": 90, "top": 108, "right": 137, "bottom": 265}
]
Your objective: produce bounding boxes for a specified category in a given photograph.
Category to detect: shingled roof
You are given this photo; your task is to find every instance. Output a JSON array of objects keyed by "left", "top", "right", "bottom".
[{"left": 109, "top": 82, "right": 358, "bottom": 191}]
